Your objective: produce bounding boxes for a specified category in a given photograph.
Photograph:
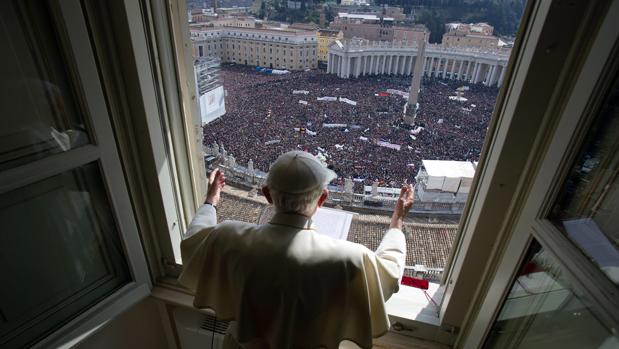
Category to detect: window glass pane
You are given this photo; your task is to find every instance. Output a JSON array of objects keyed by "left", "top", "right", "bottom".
[
  {"left": 484, "top": 239, "right": 618, "bottom": 349},
  {"left": 550, "top": 74, "right": 619, "bottom": 285},
  {"left": 0, "top": 1, "right": 91, "bottom": 171},
  {"left": 0, "top": 162, "right": 130, "bottom": 349}
]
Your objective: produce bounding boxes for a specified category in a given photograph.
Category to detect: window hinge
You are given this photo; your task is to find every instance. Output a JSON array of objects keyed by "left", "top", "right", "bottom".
[
  {"left": 441, "top": 324, "right": 459, "bottom": 335},
  {"left": 162, "top": 258, "right": 183, "bottom": 275},
  {"left": 391, "top": 322, "right": 415, "bottom": 333}
]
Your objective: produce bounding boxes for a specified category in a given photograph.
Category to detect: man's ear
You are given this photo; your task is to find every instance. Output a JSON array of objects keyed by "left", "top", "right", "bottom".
[
  {"left": 262, "top": 186, "right": 273, "bottom": 204},
  {"left": 317, "top": 189, "right": 329, "bottom": 208}
]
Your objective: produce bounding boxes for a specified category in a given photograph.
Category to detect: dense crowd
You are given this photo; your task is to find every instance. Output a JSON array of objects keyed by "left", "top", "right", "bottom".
[{"left": 203, "top": 64, "right": 498, "bottom": 188}]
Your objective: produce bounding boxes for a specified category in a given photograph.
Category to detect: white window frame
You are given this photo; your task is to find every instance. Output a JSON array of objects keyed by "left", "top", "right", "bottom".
[
  {"left": 438, "top": 0, "right": 555, "bottom": 330},
  {"left": 459, "top": 1, "right": 619, "bottom": 346},
  {"left": 143, "top": 0, "right": 207, "bottom": 266},
  {"left": 107, "top": 0, "right": 617, "bottom": 347},
  {"left": 1, "top": 1, "right": 152, "bottom": 347}
]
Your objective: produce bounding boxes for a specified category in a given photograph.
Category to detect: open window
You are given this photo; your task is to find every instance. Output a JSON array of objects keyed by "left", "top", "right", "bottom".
[
  {"left": 144, "top": 0, "right": 532, "bottom": 345},
  {"left": 170, "top": 1, "right": 525, "bottom": 284},
  {"left": 5, "top": 0, "right": 615, "bottom": 348},
  {"left": 151, "top": 1, "right": 619, "bottom": 347},
  {"left": 0, "top": 1, "right": 150, "bottom": 348}
]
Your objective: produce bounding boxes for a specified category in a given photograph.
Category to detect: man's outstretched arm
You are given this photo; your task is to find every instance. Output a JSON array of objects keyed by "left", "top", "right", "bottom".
[
  {"left": 374, "top": 184, "right": 414, "bottom": 299},
  {"left": 183, "top": 169, "right": 226, "bottom": 240}
]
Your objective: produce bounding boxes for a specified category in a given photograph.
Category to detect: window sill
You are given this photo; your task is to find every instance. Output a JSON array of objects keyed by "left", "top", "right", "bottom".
[
  {"left": 387, "top": 282, "right": 443, "bottom": 326},
  {"left": 152, "top": 281, "right": 456, "bottom": 346},
  {"left": 35, "top": 283, "right": 150, "bottom": 349},
  {"left": 386, "top": 283, "right": 456, "bottom": 346}
]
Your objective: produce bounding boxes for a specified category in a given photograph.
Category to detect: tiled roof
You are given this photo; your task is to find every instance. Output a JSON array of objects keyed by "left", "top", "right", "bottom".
[
  {"left": 216, "top": 192, "right": 267, "bottom": 224},
  {"left": 215, "top": 190, "right": 458, "bottom": 270}
]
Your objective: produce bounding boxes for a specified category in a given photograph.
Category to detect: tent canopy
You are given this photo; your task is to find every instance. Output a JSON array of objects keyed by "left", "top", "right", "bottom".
[{"left": 422, "top": 160, "right": 475, "bottom": 193}]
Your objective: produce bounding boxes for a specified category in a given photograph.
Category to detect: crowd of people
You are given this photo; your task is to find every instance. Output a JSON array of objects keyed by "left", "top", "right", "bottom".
[{"left": 203, "top": 64, "right": 498, "bottom": 188}]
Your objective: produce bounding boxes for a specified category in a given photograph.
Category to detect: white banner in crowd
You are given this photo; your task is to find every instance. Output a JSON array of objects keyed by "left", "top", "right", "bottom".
[
  {"left": 386, "top": 89, "right": 409, "bottom": 98},
  {"left": 410, "top": 126, "right": 424, "bottom": 135},
  {"left": 449, "top": 95, "right": 468, "bottom": 102},
  {"left": 298, "top": 100, "right": 308, "bottom": 105},
  {"left": 323, "top": 123, "right": 347, "bottom": 128},
  {"left": 375, "top": 140, "right": 401, "bottom": 151},
  {"left": 339, "top": 97, "right": 357, "bottom": 106},
  {"left": 317, "top": 96, "right": 357, "bottom": 105},
  {"left": 265, "top": 139, "right": 281, "bottom": 145},
  {"left": 199, "top": 85, "right": 226, "bottom": 124},
  {"left": 292, "top": 90, "right": 310, "bottom": 94},
  {"left": 359, "top": 136, "right": 368, "bottom": 141},
  {"left": 317, "top": 96, "right": 338, "bottom": 101},
  {"left": 293, "top": 127, "right": 317, "bottom": 136}
]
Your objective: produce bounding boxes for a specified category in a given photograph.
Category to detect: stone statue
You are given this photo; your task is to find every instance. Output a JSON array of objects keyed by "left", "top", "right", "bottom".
[
  {"left": 248, "top": 184, "right": 257, "bottom": 198},
  {"left": 248, "top": 159, "right": 254, "bottom": 173},
  {"left": 212, "top": 142, "right": 220, "bottom": 156},
  {"left": 371, "top": 180, "right": 379, "bottom": 197},
  {"left": 344, "top": 177, "right": 354, "bottom": 194}
]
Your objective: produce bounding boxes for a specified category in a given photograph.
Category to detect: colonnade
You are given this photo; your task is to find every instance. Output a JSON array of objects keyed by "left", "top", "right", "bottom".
[{"left": 327, "top": 46, "right": 508, "bottom": 87}]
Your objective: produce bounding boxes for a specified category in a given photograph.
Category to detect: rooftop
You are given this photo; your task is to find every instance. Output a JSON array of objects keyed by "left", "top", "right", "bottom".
[
  {"left": 318, "top": 29, "right": 342, "bottom": 37},
  {"left": 215, "top": 187, "right": 458, "bottom": 270},
  {"left": 422, "top": 160, "right": 476, "bottom": 179},
  {"left": 190, "top": 26, "right": 316, "bottom": 36},
  {"left": 337, "top": 12, "right": 394, "bottom": 21}
]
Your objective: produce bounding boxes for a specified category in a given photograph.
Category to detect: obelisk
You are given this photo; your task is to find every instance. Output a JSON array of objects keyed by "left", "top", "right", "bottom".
[{"left": 404, "top": 33, "right": 427, "bottom": 125}]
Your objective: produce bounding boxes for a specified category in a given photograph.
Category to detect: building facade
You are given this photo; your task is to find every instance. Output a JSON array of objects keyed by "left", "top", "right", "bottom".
[
  {"left": 329, "top": 13, "right": 426, "bottom": 43},
  {"left": 194, "top": 57, "right": 225, "bottom": 124},
  {"left": 207, "top": 16, "right": 257, "bottom": 28},
  {"left": 413, "top": 160, "right": 476, "bottom": 214},
  {"left": 327, "top": 39, "right": 510, "bottom": 87},
  {"left": 191, "top": 27, "right": 318, "bottom": 70},
  {"left": 317, "top": 29, "right": 343, "bottom": 62},
  {"left": 442, "top": 22, "right": 501, "bottom": 50}
]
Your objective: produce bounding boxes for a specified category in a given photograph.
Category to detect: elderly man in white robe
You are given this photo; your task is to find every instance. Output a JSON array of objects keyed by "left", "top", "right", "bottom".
[{"left": 179, "top": 150, "right": 413, "bottom": 349}]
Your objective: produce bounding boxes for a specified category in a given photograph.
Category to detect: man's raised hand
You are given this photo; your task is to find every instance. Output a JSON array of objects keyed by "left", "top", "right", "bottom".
[
  {"left": 205, "top": 169, "right": 226, "bottom": 206},
  {"left": 390, "top": 184, "right": 414, "bottom": 230}
]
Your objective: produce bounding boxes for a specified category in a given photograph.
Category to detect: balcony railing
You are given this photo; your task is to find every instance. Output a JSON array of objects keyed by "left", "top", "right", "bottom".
[{"left": 205, "top": 149, "right": 466, "bottom": 215}]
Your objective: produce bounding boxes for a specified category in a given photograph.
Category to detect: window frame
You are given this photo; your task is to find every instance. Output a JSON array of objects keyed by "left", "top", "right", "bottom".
[
  {"left": 459, "top": 1, "right": 619, "bottom": 346},
  {"left": 0, "top": 1, "right": 152, "bottom": 347},
  {"left": 116, "top": 0, "right": 618, "bottom": 346},
  {"left": 437, "top": 0, "right": 554, "bottom": 330}
]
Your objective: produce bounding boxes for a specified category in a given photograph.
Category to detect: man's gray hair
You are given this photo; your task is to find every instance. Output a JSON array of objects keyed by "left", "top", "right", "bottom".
[{"left": 268, "top": 186, "right": 324, "bottom": 216}]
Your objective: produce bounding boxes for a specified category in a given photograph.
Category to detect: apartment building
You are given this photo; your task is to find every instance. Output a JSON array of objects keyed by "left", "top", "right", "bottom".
[
  {"left": 442, "top": 22, "right": 501, "bottom": 50},
  {"left": 208, "top": 16, "right": 257, "bottom": 28},
  {"left": 317, "top": 28, "right": 343, "bottom": 62},
  {"left": 330, "top": 12, "right": 426, "bottom": 43},
  {"left": 191, "top": 26, "right": 318, "bottom": 70}
]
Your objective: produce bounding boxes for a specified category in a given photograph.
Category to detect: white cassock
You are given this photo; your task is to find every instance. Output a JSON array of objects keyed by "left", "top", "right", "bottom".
[{"left": 178, "top": 204, "right": 406, "bottom": 349}]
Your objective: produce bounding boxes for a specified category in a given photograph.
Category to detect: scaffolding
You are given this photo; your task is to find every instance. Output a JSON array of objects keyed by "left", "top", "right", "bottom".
[{"left": 194, "top": 57, "right": 222, "bottom": 96}]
